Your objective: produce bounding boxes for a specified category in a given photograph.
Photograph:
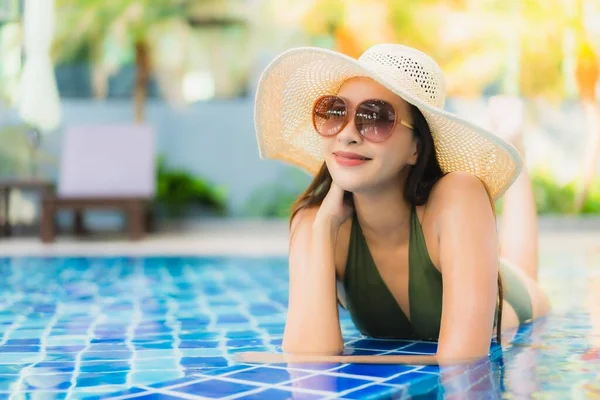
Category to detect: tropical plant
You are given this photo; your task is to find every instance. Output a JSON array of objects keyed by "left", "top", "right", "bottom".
[
  {"left": 52, "top": 0, "right": 248, "bottom": 123},
  {"left": 298, "top": 0, "right": 600, "bottom": 215},
  {"left": 0, "top": 124, "right": 56, "bottom": 178},
  {"left": 495, "top": 168, "right": 600, "bottom": 216},
  {"left": 243, "top": 169, "right": 311, "bottom": 218},
  {"left": 155, "top": 157, "right": 228, "bottom": 218},
  {"left": 571, "top": 1, "right": 600, "bottom": 212}
]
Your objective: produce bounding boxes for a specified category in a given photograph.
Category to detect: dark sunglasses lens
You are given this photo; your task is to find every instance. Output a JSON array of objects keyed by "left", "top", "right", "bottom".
[
  {"left": 355, "top": 100, "right": 396, "bottom": 141},
  {"left": 313, "top": 96, "right": 347, "bottom": 136}
]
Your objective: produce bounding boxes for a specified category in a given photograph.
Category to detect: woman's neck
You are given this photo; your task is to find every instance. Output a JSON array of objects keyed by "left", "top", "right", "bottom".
[{"left": 352, "top": 179, "right": 412, "bottom": 246}]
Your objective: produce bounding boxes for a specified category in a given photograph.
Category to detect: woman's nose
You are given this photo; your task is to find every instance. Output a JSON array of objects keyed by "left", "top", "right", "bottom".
[{"left": 336, "top": 119, "right": 363, "bottom": 145}]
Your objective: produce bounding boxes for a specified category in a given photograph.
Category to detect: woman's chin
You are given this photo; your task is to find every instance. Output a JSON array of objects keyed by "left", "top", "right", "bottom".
[
  {"left": 327, "top": 161, "right": 377, "bottom": 192},
  {"left": 329, "top": 174, "right": 367, "bottom": 193}
]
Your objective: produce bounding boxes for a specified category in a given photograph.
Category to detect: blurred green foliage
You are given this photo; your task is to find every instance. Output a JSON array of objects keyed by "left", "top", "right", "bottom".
[
  {"left": 243, "top": 184, "right": 302, "bottom": 218},
  {"left": 495, "top": 168, "right": 600, "bottom": 215},
  {"left": 244, "top": 168, "right": 600, "bottom": 218},
  {"left": 530, "top": 169, "right": 600, "bottom": 215},
  {"left": 155, "top": 157, "right": 228, "bottom": 217},
  {"left": 243, "top": 169, "right": 311, "bottom": 218}
]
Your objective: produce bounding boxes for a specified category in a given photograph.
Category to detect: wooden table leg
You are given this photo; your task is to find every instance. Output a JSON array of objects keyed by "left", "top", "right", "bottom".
[
  {"left": 128, "top": 201, "right": 144, "bottom": 240},
  {"left": 1, "top": 188, "right": 11, "bottom": 237},
  {"left": 41, "top": 201, "right": 56, "bottom": 243},
  {"left": 74, "top": 209, "right": 86, "bottom": 235}
]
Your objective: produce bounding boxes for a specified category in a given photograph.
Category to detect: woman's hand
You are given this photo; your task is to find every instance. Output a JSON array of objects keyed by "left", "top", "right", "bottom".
[{"left": 315, "top": 182, "right": 354, "bottom": 229}]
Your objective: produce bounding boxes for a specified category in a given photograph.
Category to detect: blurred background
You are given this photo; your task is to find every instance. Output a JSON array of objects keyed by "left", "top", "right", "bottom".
[{"left": 1, "top": 0, "right": 600, "bottom": 237}]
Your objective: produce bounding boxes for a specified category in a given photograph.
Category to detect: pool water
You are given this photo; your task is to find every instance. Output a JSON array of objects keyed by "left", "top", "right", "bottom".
[{"left": 0, "top": 254, "right": 599, "bottom": 399}]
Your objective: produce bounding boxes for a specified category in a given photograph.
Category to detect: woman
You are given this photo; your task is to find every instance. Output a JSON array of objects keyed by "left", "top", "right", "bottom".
[{"left": 239, "top": 44, "right": 550, "bottom": 366}]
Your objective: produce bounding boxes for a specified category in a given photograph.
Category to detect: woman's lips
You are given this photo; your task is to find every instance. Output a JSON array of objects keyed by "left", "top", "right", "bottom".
[{"left": 333, "top": 152, "right": 371, "bottom": 167}]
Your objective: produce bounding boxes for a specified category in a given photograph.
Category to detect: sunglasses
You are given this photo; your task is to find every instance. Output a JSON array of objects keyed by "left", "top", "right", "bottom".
[{"left": 312, "top": 95, "right": 413, "bottom": 143}]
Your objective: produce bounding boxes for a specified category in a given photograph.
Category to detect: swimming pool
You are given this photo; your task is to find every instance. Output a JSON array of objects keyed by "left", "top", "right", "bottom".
[{"left": 0, "top": 254, "right": 598, "bottom": 399}]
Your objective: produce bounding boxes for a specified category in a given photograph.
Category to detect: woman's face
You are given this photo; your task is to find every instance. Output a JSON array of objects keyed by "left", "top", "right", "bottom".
[{"left": 320, "top": 77, "right": 419, "bottom": 193}]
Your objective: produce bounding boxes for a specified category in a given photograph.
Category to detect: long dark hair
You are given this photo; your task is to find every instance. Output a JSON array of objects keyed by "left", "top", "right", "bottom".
[{"left": 289, "top": 103, "right": 504, "bottom": 343}]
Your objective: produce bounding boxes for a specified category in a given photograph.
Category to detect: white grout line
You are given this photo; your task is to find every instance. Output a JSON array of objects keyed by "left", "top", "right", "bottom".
[
  {"left": 63, "top": 305, "right": 104, "bottom": 400},
  {"left": 136, "top": 385, "right": 218, "bottom": 400},
  {"left": 0, "top": 256, "right": 446, "bottom": 399},
  {"left": 213, "top": 345, "right": 429, "bottom": 400},
  {"left": 9, "top": 303, "right": 61, "bottom": 399},
  {"left": 209, "top": 373, "right": 335, "bottom": 399},
  {"left": 124, "top": 261, "right": 144, "bottom": 388},
  {"left": 218, "top": 386, "right": 272, "bottom": 400},
  {"left": 317, "top": 347, "right": 429, "bottom": 399}
]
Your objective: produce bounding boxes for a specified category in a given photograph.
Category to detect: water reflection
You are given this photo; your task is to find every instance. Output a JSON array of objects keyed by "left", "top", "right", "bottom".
[{"left": 278, "top": 320, "right": 553, "bottom": 399}]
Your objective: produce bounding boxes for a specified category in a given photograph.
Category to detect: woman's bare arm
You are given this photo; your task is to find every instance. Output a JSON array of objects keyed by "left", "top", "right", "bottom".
[
  {"left": 281, "top": 207, "right": 344, "bottom": 355},
  {"left": 432, "top": 171, "right": 500, "bottom": 363},
  {"left": 238, "top": 172, "right": 500, "bottom": 366}
]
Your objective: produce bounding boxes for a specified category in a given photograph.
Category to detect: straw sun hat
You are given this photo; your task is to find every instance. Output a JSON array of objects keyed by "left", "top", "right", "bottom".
[{"left": 253, "top": 43, "right": 523, "bottom": 200}]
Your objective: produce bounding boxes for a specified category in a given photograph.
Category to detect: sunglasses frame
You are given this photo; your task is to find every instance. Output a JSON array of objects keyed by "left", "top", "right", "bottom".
[{"left": 312, "top": 95, "right": 414, "bottom": 143}]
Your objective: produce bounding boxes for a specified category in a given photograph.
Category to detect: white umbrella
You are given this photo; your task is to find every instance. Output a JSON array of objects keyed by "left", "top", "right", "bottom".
[{"left": 18, "top": 0, "right": 61, "bottom": 132}]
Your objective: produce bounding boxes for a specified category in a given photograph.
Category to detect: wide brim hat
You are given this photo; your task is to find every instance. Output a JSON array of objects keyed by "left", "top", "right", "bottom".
[{"left": 254, "top": 44, "right": 523, "bottom": 200}]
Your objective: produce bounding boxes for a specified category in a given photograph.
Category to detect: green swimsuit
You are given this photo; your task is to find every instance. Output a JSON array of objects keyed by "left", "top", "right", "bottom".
[{"left": 339, "top": 204, "right": 533, "bottom": 340}]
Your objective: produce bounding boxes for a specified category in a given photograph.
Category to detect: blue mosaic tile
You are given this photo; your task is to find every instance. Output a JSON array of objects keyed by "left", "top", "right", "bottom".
[
  {"left": 130, "top": 371, "right": 186, "bottom": 386},
  {"left": 342, "top": 348, "right": 384, "bottom": 356},
  {"left": 225, "top": 330, "right": 260, "bottom": 339},
  {"left": 6, "top": 391, "right": 68, "bottom": 399},
  {"left": 31, "top": 362, "right": 75, "bottom": 373},
  {"left": 0, "top": 255, "right": 598, "bottom": 399},
  {"left": 0, "top": 376, "right": 19, "bottom": 391},
  {"left": 226, "top": 338, "right": 265, "bottom": 347},
  {"left": 170, "top": 379, "right": 259, "bottom": 397},
  {"left": 179, "top": 331, "right": 220, "bottom": 340},
  {"left": 238, "top": 388, "right": 322, "bottom": 399},
  {"left": 133, "top": 342, "right": 174, "bottom": 350},
  {"left": 418, "top": 365, "right": 441, "bottom": 373},
  {"left": 46, "top": 345, "right": 86, "bottom": 353},
  {"left": 217, "top": 314, "right": 250, "bottom": 324},
  {"left": 283, "top": 374, "right": 371, "bottom": 393},
  {"left": 147, "top": 375, "right": 208, "bottom": 389},
  {"left": 385, "top": 371, "right": 437, "bottom": 386},
  {"left": 82, "top": 386, "right": 146, "bottom": 400},
  {"left": 400, "top": 342, "right": 438, "bottom": 354},
  {"left": 4, "top": 339, "right": 41, "bottom": 346},
  {"left": 223, "top": 366, "right": 310, "bottom": 385},
  {"left": 19, "top": 373, "right": 73, "bottom": 391},
  {"left": 81, "top": 350, "right": 132, "bottom": 361},
  {"left": 79, "top": 361, "right": 131, "bottom": 373},
  {"left": 126, "top": 393, "right": 188, "bottom": 400},
  {"left": 40, "top": 353, "right": 79, "bottom": 362},
  {"left": 264, "top": 362, "right": 344, "bottom": 372},
  {"left": 179, "top": 340, "right": 220, "bottom": 348},
  {"left": 0, "top": 346, "right": 40, "bottom": 352},
  {"left": 338, "top": 363, "right": 417, "bottom": 379},
  {"left": 1, "top": 354, "right": 41, "bottom": 366},
  {"left": 76, "top": 372, "right": 128, "bottom": 387},
  {"left": 181, "top": 356, "right": 229, "bottom": 368},
  {"left": 342, "top": 383, "right": 406, "bottom": 399},
  {"left": 0, "top": 365, "right": 24, "bottom": 374},
  {"left": 89, "top": 338, "right": 126, "bottom": 344},
  {"left": 199, "top": 364, "right": 256, "bottom": 377}
]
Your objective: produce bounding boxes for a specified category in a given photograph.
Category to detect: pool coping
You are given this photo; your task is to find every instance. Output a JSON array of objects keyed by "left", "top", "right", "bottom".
[{"left": 1, "top": 219, "right": 599, "bottom": 257}]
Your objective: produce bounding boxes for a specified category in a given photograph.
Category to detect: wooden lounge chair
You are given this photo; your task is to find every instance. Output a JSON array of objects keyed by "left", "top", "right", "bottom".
[{"left": 40, "top": 124, "right": 156, "bottom": 243}]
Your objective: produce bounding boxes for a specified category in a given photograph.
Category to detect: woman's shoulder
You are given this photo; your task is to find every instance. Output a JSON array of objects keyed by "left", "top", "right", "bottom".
[
  {"left": 290, "top": 205, "right": 320, "bottom": 233},
  {"left": 428, "top": 172, "right": 491, "bottom": 208},
  {"left": 431, "top": 171, "right": 489, "bottom": 198},
  {"left": 425, "top": 171, "right": 494, "bottom": 226}
]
